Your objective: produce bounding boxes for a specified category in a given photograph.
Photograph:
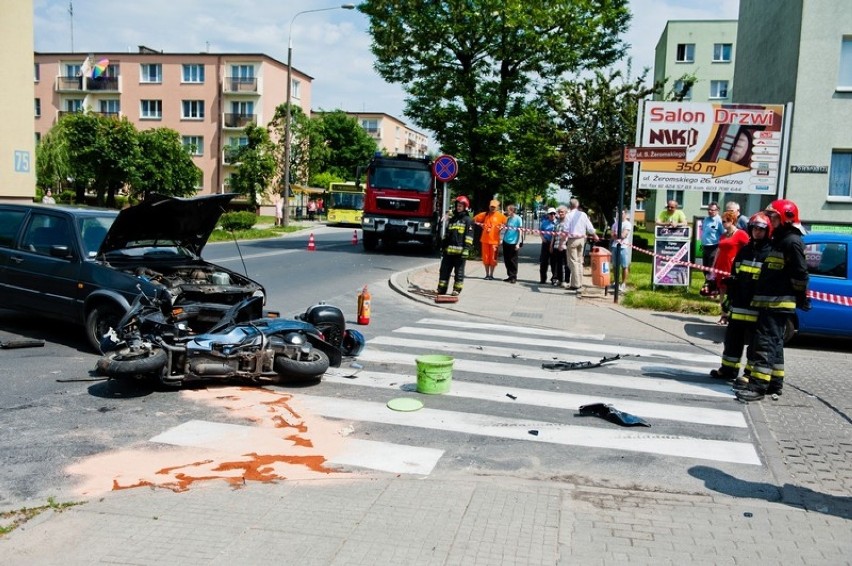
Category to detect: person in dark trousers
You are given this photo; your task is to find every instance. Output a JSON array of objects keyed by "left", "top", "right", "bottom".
[
  {"left": 538, "top": 208, "right": 558, "bottom": 284},
  {"left": 709, "top": 212, "right": 773, "bottom": 383},
  {"left": 436, "top": 195, "right": 474, "bottom": 296},
  {"left": 736, "top": 199, "right": 809, "bottom": 402},
  {"left": 501, "top": 204, "right": 522, "bottom": 283}
]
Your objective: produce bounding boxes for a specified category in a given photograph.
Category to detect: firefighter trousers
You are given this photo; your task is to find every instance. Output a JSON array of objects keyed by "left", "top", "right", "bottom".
[
  {"left": 438, "top": 254, "right": 466, "bottom": 294},
  {"left": 750, "top": 310, "right": 789, "bottom": 390},
  {"left": 720, "top": 319, "right": 756, "bottom": 377}
]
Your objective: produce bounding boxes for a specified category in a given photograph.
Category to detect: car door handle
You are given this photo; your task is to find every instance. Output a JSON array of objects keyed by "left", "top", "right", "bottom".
[{"left": 10, "top": 256, "right": 24, "bottom": 264}]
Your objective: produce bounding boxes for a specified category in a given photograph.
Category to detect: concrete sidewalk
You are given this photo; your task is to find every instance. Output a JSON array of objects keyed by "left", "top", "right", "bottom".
[{"left": 1, "top": 235, "right": 850, "bottom": 565}]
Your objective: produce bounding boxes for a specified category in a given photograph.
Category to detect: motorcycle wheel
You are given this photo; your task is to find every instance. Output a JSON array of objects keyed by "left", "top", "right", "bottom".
[
  {"left": 96, "top": 347, "right": 168, "bottom": 377},
  {"left": 273, "top": 349, "right": 330, "bottom": 380}
]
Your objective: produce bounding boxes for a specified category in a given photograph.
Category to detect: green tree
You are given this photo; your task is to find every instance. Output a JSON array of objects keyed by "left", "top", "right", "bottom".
[
  {"left": 229, "top": 123, "right": 277, "bottom": 207},
  {"left": 359, "top": 0, "right": 630, "bottom": 212},
  {"left": 551, "top": 66, "right": 659, "bottom": 225},
  {"left": 132, "top": 128, "right": 201, "bottom": 200},
  {"left": 35, "top": 121, "right": 71, "bottom": 192},
  {"left": 269, "top": 105, "right": 327, "bottom": 192},
  {"left": 314, "top": 111, "right": 378, "bottom": 180}
]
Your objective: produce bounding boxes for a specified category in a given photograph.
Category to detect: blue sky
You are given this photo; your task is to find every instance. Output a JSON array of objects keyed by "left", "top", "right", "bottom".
[{"left": 34, "top": 0, "right": 740, "bottom": 149}]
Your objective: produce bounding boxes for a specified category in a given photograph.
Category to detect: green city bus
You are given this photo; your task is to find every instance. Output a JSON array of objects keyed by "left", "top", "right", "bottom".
[{"left": 326, "top": 182, "right": 365, "bottom": 225}]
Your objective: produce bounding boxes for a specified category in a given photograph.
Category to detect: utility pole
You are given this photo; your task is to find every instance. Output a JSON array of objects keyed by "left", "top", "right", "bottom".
[{"left": 69, "top": 1, "right": 75, "bottom": 52}]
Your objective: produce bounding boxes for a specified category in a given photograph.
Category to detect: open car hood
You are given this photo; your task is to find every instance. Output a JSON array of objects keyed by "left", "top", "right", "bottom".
[{"left": 99, "top": 193, "right": 236, "bottom": 257}]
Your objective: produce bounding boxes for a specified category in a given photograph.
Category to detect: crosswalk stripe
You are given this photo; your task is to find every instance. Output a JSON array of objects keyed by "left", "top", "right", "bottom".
[
  {"left": 415, "top": 317, "right": 606, "bottom": 341},
  {"left": 324, "top": 369, "right": 748, "bottom": 428},
  {"left": 393, "top": 326, "right": 720, "bottom": 364},
  {"left": 368, "top": 336, "right": 717, "bottom": 377},
  {"left": 294, "top": 395, "right": 762, "bottom": 466},
  {"left": 355, "top": 349, "right": 733, "bottom": 398}
]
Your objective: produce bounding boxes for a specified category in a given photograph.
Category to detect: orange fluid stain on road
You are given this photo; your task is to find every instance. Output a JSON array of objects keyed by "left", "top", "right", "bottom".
[{"left": 67, "top": 386, "right": 351, "bottom": 497}]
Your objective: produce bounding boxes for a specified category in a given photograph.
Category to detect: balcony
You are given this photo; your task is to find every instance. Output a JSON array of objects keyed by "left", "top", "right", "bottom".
[
  {"left": 55, "top": 75, "right": 120, "bottom": 93},
  {"left": 223, "top": 77, "right": 258, "bottom": 93},
  {"left": 223, "top": 113, "right": 257, "bottom": 128},
  {"left": 223, "top": 147, "right": 242, "bottom": 165}
]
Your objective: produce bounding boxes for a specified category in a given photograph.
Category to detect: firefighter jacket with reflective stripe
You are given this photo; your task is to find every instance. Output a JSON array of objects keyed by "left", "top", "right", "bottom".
[
  {"left": 442, "top": 211, "right": 474, "bottom": 257},
  {"left": 750, "top": 225, "right": 809, "bottom": 313},
  {"left": 727, "top": 238, "right": 771, "bottom": 322}
]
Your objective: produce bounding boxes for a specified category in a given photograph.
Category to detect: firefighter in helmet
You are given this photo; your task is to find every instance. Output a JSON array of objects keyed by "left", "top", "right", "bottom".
[
  {"left": 736, "top": 199, "right": 809, "bottom": 402},
  {"left": 437, "top": 195, "right": 474, "bottom": 296},
  {"left": 709, "top": 212, "right": 773, "bottom": 383}
]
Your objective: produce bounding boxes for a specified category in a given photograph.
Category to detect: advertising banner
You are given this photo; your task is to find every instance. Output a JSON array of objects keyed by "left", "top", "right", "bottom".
[
  {"left": 653, "top": 225, "right": 691, "bottom": 287},
  {"left": 638, "top": 102, "right": 786, "bottom": 195}
]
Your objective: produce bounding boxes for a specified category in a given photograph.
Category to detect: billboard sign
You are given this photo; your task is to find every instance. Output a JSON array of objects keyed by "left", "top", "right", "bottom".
[{"left": 637, "top": 102, "right": 786, "bottom": 195}]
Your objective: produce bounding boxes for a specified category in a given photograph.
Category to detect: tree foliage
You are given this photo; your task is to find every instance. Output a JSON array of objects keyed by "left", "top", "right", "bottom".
[
  {"left": 359, "top": 0, "right": 631, "bottom": 212},
  {"left": 551, "top": 66, "right": 659, "bottom": 225},
  {"left": 228, "top": 123, "right": 277, "bottom": 207},
  {"left": 133, "top": 128, "right": 201, "bottom": 200},
  {"left": 314, "top": 111, "right": 378, "bottom": 180}
]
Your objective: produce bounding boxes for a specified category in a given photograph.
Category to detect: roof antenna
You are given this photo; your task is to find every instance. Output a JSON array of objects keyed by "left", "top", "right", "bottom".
[{"left": 68, "top": 1, "right": 75, "bottom": 52}]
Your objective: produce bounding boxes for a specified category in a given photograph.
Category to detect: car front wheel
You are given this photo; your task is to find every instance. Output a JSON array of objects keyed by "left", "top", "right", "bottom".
[{"left": 85, "top": 303, "right": 126, "bottom": 353}]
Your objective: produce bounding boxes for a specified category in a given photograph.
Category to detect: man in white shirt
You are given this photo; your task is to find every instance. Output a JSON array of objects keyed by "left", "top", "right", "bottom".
[{"left": 563, "top": 198, "right": 599, "bottom": 292}]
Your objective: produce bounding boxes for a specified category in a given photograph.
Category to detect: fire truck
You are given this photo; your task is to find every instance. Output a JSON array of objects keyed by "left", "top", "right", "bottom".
[{"left": 358, "top": 153, "right": 443, "bottom": 251}]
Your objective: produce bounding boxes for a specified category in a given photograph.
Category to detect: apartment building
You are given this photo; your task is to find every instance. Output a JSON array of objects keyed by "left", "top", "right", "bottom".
[
  {"left": 1, "top": 1, "right": 36, "bottom": 201},
  {"left": 33, "top": 47, "right": 313, "bottom": 196},
  {"left": 733, "top": 0, "right": 852, "bottom": 225},
  {"left": 648, "top": 20, "right": 738, "bottom": 219},
  {"left": 345, "top": 112, "right": 429, "bottom": 158}
]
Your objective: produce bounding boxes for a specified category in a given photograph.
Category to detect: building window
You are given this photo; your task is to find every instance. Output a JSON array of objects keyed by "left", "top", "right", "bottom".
[
  {"left": 701, "top": 192, "right": 721, "bottom": 208},
  {"left": 65, "top": 64, "right": 81, "bottom": 78},
  {"left": 361, "top": 119, "right": 378, "bottom": 133},
  {"left": 665, "top": 190, "right": 684, "bottom": 206},
  {"left": 829, "top": 151, "right": 852, "bottom": 198},
  {"left": 839, "top": 37, "right": 852, "bottom": 90},
  {"left": 182, "top": 100, "right": 205, "bottom": 119},
  {"left": 673, "top": 79, "right": 693, "bottom": 100},
  {"left": 710, "top": 80, "right": 729, "bottom": 99},
  {"left": 182, "top": 64, "right": 205, "bottom": 83},
  {"left": 290, "top": 78, "right": 301, "bottom": 100},
  {"left": 35, "top": 132, "right": 41, "bottom": 145},
  {"left": 35, "top": 98, "right": 41, "bottom": 118},
  {"left": 66, "top": 99, "right": 83, "bottom": 112},
  {"left": 140, "top": 99, "right": 162, "bottom": 119},
  {"left": 182, "top": 136, "right": 204, "bottom": 156},
  {"left": 713, "top": 43, "right": 733, "bottom": 63},
  {"left": 99, "top": 99, "right": 120, "bottom": 116},
  {"left": 140, "top": 64, "right": 162, "bottom": 83},
  {"left": 34, "top": 63, "right": 40, "bottom": 81},
  {"left": 675, "top": 43, "right": 695, "bottom": 63}
]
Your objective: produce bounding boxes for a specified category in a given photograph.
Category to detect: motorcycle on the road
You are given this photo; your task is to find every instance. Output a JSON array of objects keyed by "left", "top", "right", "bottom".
[{"left": 96, "top": 289, "right": 364, "bottom": 387}]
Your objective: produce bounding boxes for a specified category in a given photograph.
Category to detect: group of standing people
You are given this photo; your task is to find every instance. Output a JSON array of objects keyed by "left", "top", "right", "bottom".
[
  {"left": 437, "top": 197, "right": 603, "bottom": 296},
  {"left": 708, "top": 199, "right": 809, "bottom": 403},
  {"left": 538, "top": 200, "right": 601, "bottom": 293}
]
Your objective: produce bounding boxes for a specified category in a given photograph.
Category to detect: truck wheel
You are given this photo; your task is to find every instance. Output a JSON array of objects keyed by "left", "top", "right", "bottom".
[{"left": 363, "top": 232, "right": 379, "bottom": 251}]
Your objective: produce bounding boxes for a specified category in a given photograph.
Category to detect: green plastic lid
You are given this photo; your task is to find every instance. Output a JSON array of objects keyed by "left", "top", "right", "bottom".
[{"left": 387, "top": 397, "right": 424, "bottom": 412}]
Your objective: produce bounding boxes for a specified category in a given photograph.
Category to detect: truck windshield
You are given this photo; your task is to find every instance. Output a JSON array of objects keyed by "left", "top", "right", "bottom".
[{"left": 370, "top": 166, "right": 433, "bottom": 192}]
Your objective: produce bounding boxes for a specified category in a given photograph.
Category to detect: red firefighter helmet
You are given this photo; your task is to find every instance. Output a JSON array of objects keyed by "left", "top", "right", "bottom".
[
  {"left": 454, "top": 195, "right": 470, "bottom": 210},
  {"left": 766, "top": 199, "right": 800, "bottom": 224},
  {"left": 748, "top": 212, "right": 772, "bottom": 239}
]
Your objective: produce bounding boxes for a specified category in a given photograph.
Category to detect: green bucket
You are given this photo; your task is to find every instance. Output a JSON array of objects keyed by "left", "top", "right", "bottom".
[{"left": 415, "top": 355, "right": 454, "bottom": 394}]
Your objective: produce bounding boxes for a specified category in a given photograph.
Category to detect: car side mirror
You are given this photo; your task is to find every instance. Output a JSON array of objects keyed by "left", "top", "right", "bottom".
[{"left": 49, "top": 245, "right": 74, "bottom": 260}]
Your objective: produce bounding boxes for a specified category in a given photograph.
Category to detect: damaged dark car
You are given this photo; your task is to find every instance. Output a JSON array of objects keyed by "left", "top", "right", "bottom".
[{"left": 0, "top": 193, "right": 264, "bottom": 352}]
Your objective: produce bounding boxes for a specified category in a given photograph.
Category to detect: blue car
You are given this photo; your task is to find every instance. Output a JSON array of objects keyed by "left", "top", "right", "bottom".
[{"left": 789, "top": 233, "right": 852, "bottom": 340}]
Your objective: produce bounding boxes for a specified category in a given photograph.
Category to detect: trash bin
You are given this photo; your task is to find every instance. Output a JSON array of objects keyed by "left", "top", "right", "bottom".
[{"left": 590, "top": 246, "right": 611, "bottom": 287}]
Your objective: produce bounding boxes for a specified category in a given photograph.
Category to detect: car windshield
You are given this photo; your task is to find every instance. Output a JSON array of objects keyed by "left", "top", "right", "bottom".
[
  {"left": 104, "top": 242, "right": 194, "bottom": 259},
  {"left": 370, "top": 166, "right": 433, "bottom": 192},
  {"left": 78, "top": 215, "right": 116, "bottom": 258}
]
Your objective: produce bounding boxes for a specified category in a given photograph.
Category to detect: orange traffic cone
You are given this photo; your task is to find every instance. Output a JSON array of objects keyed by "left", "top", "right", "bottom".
[
  {"left": 352, "top": 230, "right": 358, "bottom": 245},
  {"left": 357, "top": 285, "right": 371, "bottom": 325},
  {"left": 307, "top": 233, "right": 316, "bottom": 251}
]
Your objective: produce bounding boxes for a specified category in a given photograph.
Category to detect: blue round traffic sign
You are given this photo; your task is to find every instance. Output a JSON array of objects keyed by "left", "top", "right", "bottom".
[{"left": 433, "top": 154, "right": 459, "bottom": 182}]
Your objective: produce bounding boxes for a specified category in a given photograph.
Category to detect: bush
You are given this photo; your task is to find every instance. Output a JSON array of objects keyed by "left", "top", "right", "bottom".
[{"left": 220, "top": 211, "right": 257, "bottom": 231}]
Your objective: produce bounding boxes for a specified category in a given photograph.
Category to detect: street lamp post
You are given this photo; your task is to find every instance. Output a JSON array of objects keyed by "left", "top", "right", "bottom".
[{"left": 282, "top": 4, "right": 355, "bottom": 227}]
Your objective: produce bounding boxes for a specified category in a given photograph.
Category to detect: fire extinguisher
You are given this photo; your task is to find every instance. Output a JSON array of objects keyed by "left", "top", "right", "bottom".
[{"left": 357, "top": 285, "right": 371, "bottom": 325}]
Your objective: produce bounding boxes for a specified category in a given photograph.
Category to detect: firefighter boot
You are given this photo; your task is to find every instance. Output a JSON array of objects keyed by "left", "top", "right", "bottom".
[
  {"left": 709, "top": 367, "right": 736, "bottom": 380},
  {"left": 736, "top": 381, "right": 768, "bottom": 402},
  {"left": 767, "top": 377, "right": 784, "bottom": 397},
  {"left": 732, "top": 376, "right": 750, "bottom": 391}
]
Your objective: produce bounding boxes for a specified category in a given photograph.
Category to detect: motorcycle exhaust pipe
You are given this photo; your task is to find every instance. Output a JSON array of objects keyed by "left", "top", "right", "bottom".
[{"left": 189, "top": 362, "right": 237, "bottom": 376}]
